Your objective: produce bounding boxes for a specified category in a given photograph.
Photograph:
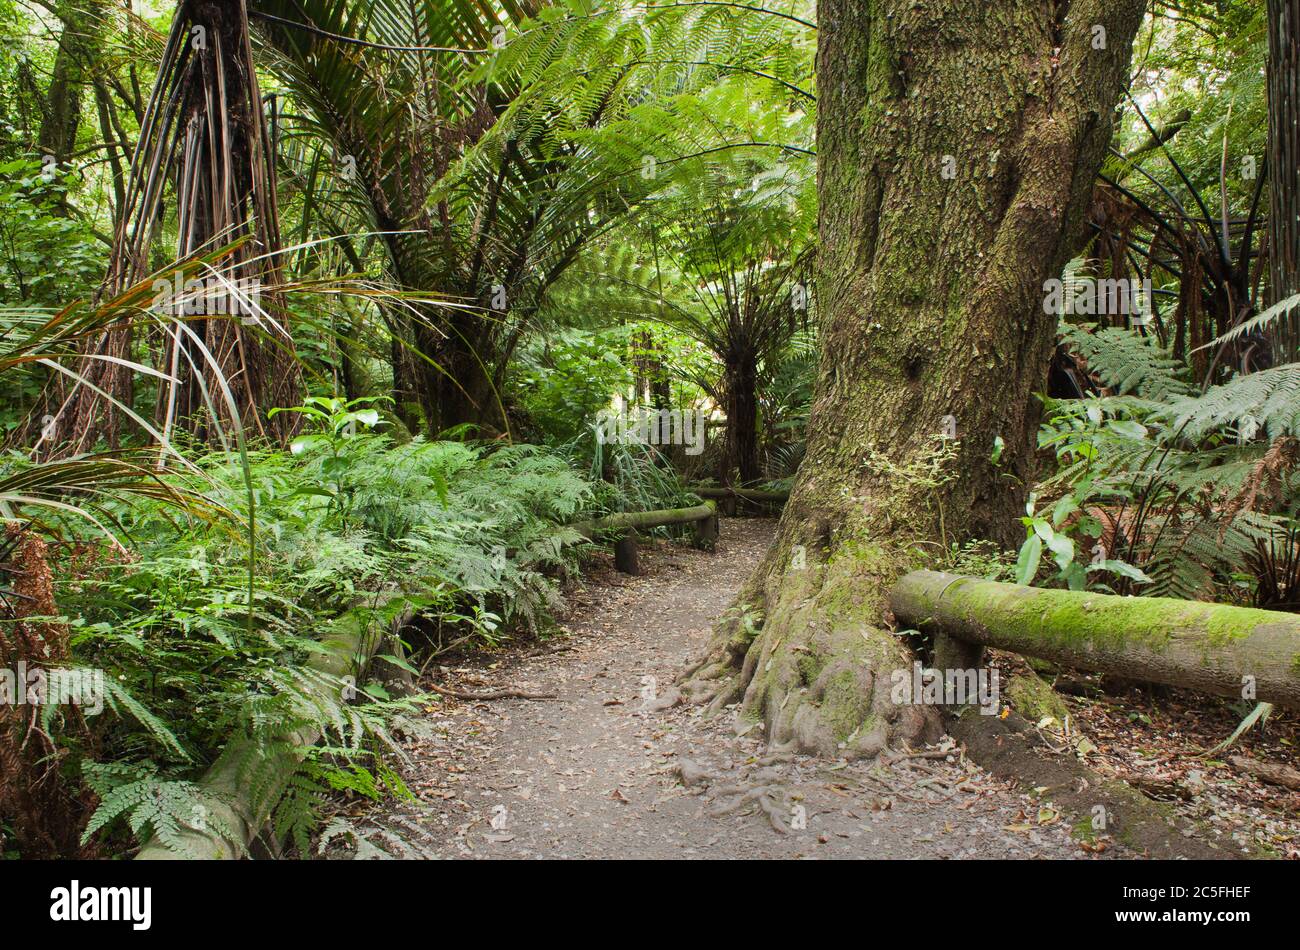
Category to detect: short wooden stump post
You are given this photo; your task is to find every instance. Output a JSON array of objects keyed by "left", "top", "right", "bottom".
[{"left": 614, "top": 533, "right": 640, "bottom": 575}]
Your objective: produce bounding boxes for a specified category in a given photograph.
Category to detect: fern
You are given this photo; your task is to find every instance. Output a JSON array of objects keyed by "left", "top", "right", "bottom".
[
  {"left": 1167, "top": 365, "right": 1300, "bottom": 441},
  {"left": 316, "top": 812, "right": 442, "bottom": 860},
  {"left": 1060, "top": 323, "right": 1194, "bottom": 401},
  {"left": 1206, "top": 291, "right": 1300, "bottom": 349},
  {"left": 80, "top": 763, "right": 241, "bottom": 858}
]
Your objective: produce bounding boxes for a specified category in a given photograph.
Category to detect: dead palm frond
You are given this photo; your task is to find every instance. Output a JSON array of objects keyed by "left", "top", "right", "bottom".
[{"left": 39, "top": 0, "right": 301, "bottom": 456}]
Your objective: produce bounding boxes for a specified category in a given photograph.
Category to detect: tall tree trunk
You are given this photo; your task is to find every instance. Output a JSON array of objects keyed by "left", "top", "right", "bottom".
[
  {"left": 32, "top": 0, "right": 300, "bottom": 457},
  {"left": 1269, "top": 0, "right": 1300, "bottom": 359},
  {"left": 379, "top": 231, "right": 502, "bottom": 437},
  {"left": 719, "top": 350, "right": 760, "bottom": 485},
  {"left": 428, "top": 317, "right": 501, "bottom": 435},
  {"left": 34, "top": 0, "right": 112, "bottom": 226},
  {"left": 682, "top": 0, "right": 1148, "bottom": 757}
]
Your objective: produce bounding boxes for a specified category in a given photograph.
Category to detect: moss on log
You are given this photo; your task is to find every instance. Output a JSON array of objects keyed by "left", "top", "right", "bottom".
[
  {"left": 890, "top": 570, "right": 1300, "bottom": 708},
  {"left": 572, "top": 503, "right": 715, "bottom": 538},
  {"left": 689, "top": 486, "right": 789, "bottom": 503}
]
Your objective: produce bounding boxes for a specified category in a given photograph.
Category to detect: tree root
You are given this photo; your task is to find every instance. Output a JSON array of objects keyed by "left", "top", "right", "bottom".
[
  {"left": 708, "top": 785, "right": 790, "bottom": 834},
  {"left": 671, "top": 744, "right": 803, "bottom": 835},
  {"left": 426, "top": 683, "right": 557, "bottom": 701},
  {"left": 680, "top": 549, "right": 942, "bottom": 759},
  {"left": 640, "top": 686, "right": 683, "bottom": 713}
]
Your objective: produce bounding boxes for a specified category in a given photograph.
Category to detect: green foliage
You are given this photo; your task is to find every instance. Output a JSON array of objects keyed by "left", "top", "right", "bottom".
[
  {"left": 1060, "top": 323, "right": 1193, "bottom": 402},
  {"left": 0, "top": 158, "right": 101, "bottom": 306},
  {"left": 582, "top": 436, "right": 697, "bottom": 517},
  {"left": 1013, "top": 491, "right": 1152, "bottom": 592},
  {"left": 30, "top": 392, "right": 597, "bottom": 854},
  {"left": 941, "top": 539, "right": 1018, "bottom": 584},
  {"left": 81, "top": 763, "right": 238, "bottom": 859},
  {"left": 1042, "top": 317, "right": 1300, "bottom": 603},
  {"left": 511, "top": 327, "right": 636, "bottom": 445},
  {"left": 1168, "top": 365, "right": 1300, "bottom": 442}
]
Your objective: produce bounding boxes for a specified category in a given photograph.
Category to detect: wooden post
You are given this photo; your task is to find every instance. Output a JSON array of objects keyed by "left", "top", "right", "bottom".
[
  {"left": 695, "top": 510, "right": 719, "bottom": 549},
  {"left": 614, "top": 533, "right": 640, "bottom": 575},
  {"left": 932, "top": 630, "right": 984, "bottom": 675}
]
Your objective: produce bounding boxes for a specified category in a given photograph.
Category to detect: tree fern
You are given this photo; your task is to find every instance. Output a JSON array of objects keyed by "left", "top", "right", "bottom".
[
  {"left": 1167, "top": 364, "right": 1300, "bottom": 441},
  {"left": 1060, "top": 323, "right": 1194, "bottom": 401}
]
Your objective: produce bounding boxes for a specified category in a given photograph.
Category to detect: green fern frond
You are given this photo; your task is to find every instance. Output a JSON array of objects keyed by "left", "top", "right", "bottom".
[{"left": 1061, "top": 323, "right": 1194, "bottom": 401}]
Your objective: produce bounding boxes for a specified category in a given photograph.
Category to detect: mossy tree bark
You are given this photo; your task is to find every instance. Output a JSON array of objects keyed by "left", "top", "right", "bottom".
[
  {"left": 683, "top": 0, "right": 1149, "bottom": 756},
  {"left": 37, "top": 1, "right": 110, "bottom": 175}
]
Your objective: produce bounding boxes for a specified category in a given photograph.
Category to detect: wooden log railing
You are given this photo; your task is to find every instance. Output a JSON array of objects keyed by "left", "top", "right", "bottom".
[
  {"left": 687, "top": 486, "right": 788, "bottom": 516},
  {"left": 573, "top": 502, "right": 718, "bottom": 574},
  {"left": 890, "top": 570, "right": 1300, "bottom": 708},
  {"left": 689, "top": 485, "right": 789, "bottom": 503}
]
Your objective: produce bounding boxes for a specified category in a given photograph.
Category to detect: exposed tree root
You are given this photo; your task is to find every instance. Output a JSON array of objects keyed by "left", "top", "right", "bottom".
[
  {"left": 426, "top": 683, "right": 557, "bottom": 701},
  {"left": 680, "top": 527, "right": 941, "bottom": 759},
  {"left": 674, "top": 754, "right": 796, "bottom": 834},
  {"left": 639, "top": 686, "right": 683, "bottom": 713},
  {"left": 708, "top": 785, "right": 791, "bottom": 834}
]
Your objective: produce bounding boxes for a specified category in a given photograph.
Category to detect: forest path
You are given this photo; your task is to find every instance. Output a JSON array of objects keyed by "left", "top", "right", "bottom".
[{"left": 353, "top": 518, "right": 1117, "bottom": 859}]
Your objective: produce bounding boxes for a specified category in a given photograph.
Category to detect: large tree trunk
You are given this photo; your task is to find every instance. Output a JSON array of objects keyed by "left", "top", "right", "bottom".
[
  {"left": 682, "top": 0, "right": 1148, "bottom": 757},
  {"left": 31, "top": 0, "right": 301, "bottom": 456},
  {"left": 379, "top": 231, "right": 503, "bottom": 438}
]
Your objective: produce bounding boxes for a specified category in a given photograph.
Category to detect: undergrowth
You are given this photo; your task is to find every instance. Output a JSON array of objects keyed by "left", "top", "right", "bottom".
[{"left": 1, "top": 400, "right": 598, "bottom": 857}]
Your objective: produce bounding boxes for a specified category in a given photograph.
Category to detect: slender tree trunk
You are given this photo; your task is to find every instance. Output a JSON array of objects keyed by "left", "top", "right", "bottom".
[
  {"left": 719, "top": 350, "right": 760, "bottom": 485},
  {"left": 683, "top": 0, "right": 1148, "bottom": 757},
  {"left": 37, "top": 1, "right": 108, "bottom": 171},
  {"left": 389, "top": 331, "right": 422, "bottom": 434},
  {"left": 428, "top": 315, "right": 500, "bottom": 435},
  {"left": 380, "top": 230, "right": 502, "bottom": 437},
  {"left": 1269, "top": 0, "right": 1300, "bottom": 359}
]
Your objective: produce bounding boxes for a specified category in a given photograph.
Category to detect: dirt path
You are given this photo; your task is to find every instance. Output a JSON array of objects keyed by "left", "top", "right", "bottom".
[{"left": 348, "top": 519, "right": 1122, "bottom": 859}]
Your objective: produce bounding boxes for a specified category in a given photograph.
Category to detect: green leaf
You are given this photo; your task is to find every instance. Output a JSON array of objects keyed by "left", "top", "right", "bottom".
[
  {"left": 1107, "top": 419, "right": 1149, "bottom": 440},
  {"left": 1015, "top": 534, "right": 1043, "bottom": 585},
  {"left": 1087, "top": 559, "right": 1153, "bottom": 584},
  {"left": 1051, "top": 495, "right": 1079, "bottom": 527}
]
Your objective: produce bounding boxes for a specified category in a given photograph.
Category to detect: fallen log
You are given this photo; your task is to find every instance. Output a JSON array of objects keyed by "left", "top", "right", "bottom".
[
  {"left": 572, "top": 502, "right": 716, "bottom": 537},
  {"left": 889, "top": 570, "right": 1300, "bottom": 708},
  {"left": 689, "top": 486, "right": 789, "bottom": 504},
  {"left": 136, "top": 601, "right": 398, "bottom": 859},
  {"left": 1227, "top": 755, "right": 1300, "bottom": 791}
]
